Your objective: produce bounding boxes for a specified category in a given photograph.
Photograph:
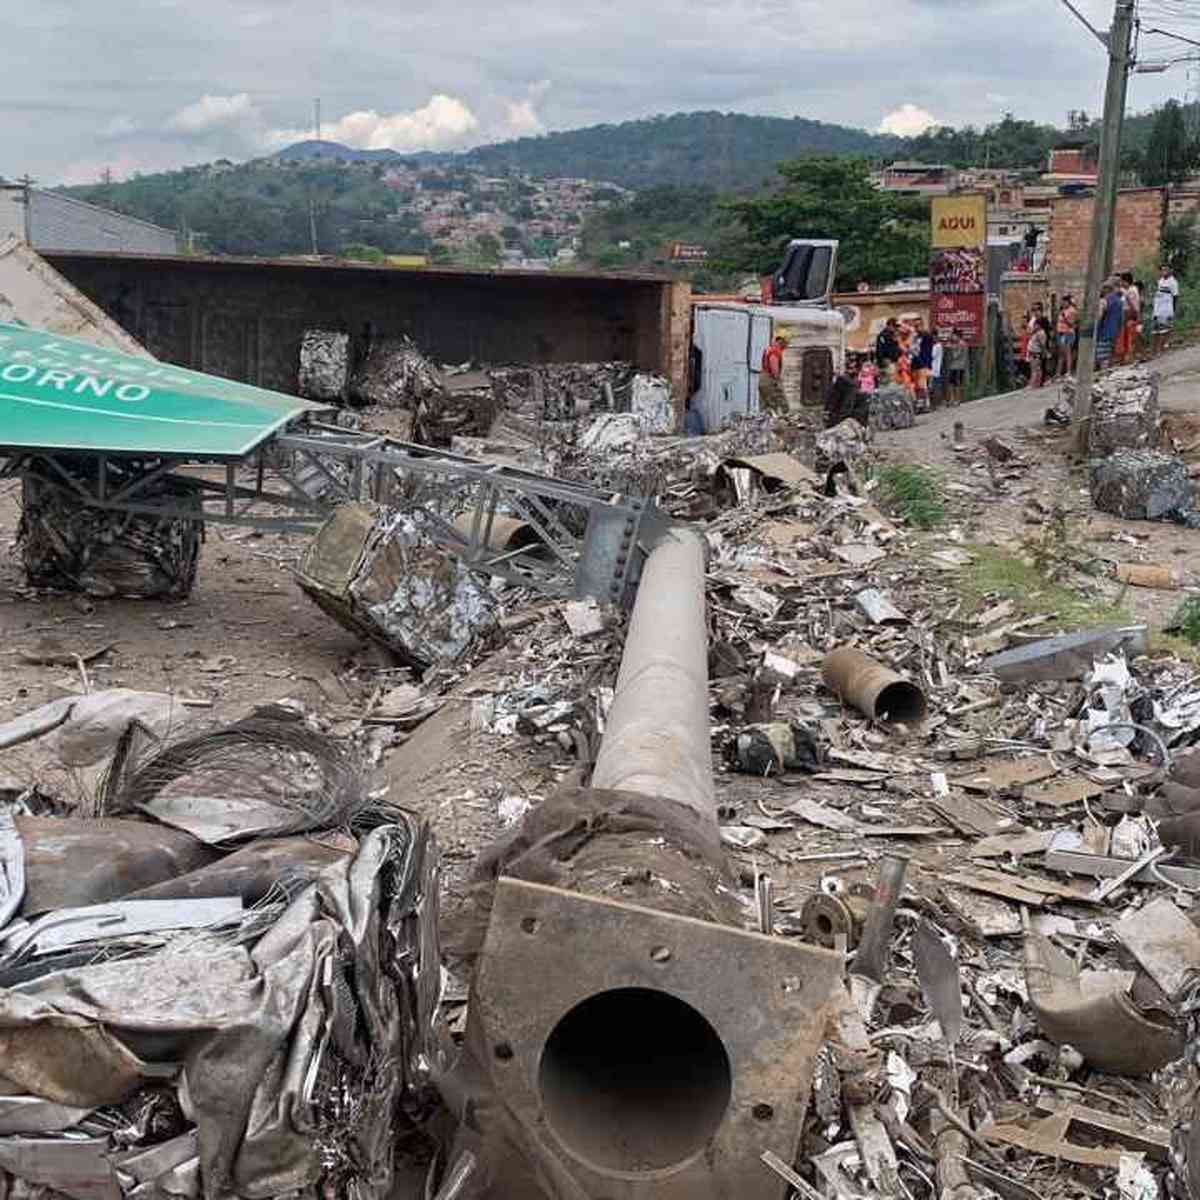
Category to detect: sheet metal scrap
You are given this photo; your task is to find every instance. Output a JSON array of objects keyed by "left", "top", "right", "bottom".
[
  {"left": 1023, "top": 928, "right": 1184, "bottom": 1075},
  {"left": 296, "top": 502, "right": 499, "bottom": 669},
  {"left": 0, "top": 718, "right": 443, "bottom": 1200}
]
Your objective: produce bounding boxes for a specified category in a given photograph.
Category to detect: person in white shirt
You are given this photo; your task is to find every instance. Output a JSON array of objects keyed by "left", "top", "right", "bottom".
[
  {"left": 1153, "top": 263, "right": 1180, "bottom": 353},
  {"left": 930, "top": 334, "right": 944, "bottom": 409}
]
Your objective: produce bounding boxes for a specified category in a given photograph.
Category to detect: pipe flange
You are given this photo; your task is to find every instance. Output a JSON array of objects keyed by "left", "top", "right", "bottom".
[{"left": 801, "top": 892, "right": 857, "bottom": 950}]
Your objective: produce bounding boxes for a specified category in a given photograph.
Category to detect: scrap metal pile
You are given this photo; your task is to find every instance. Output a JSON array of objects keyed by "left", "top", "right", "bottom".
[
  {"left": 0, "top": 697, "right": 441, "bottom": 1200},
  {"left": 360, "top": 408, "right": 1200, "bottom": 1198},
  {"left": 297, "top": 327, "right": 649, "bottom": 448},
  {"left": 13, "top": 358, "right": 1200, "bottom": 1197}
]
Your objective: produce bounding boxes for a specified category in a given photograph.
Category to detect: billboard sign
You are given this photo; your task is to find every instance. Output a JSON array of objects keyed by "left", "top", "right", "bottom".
[
  {"left": 929, "top": 247, "right": 985, "bottom": 294},
  {"left": 931, "top": 194, "right": 987, "bottom": 250},
  {"left": 931, "top": 292, "right": 985, "bottom": 346}
]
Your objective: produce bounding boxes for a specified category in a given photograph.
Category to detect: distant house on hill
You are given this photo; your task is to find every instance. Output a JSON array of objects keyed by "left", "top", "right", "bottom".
[
  {"left": 1044, "top": 140, "right": 1099, "bottom": 184},
  {"left": 0, "top": 181, "right": 178, "bottom": 255},
  {"left": 877, "top": 162, "right": 960, "bottom": 196}
]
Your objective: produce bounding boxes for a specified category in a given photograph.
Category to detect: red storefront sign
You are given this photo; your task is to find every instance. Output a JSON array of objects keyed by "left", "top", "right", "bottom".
[{"left": 932, "top": 292, "right": 985, "bottom": 346}]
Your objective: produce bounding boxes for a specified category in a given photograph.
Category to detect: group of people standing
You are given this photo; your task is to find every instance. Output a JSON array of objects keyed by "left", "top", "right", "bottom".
[
  {"left": 1022, "top": 264, "right": 1181, "bottom": 387},
  {"left": 871, "top": 317, "right": 970, "bottom": 412}
]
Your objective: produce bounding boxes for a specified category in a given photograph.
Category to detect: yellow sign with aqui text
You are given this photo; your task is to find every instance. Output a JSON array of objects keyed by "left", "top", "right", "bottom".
[{"left": 930, "top": 194, "right": 987, "bottom": 250}]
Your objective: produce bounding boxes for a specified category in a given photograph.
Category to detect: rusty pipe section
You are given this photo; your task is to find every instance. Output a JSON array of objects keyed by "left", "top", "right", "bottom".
[
  {"left": 823, "top": 647, "right": 928, "bottom": 725},
  {"left": 592, "top": 526, "right": 714, "bottom": 817}
]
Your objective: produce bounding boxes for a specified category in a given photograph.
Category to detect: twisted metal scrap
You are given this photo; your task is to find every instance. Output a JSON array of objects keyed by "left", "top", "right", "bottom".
[{"left": 98, "top": 708, "right": 371, "bottom": 835}]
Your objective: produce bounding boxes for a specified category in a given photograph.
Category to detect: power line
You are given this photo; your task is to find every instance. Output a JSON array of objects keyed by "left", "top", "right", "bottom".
[
  {"left": 1056, "top": 0, "right": 1110, "bottom": 47},
  {"left": 1142, "top": 26, "right": 1200, "bottom": 50}
]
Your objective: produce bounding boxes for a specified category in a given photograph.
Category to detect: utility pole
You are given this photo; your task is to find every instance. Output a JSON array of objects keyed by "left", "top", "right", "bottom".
[{"left": 1073, "top": 0, "right": 1136, "bottom": 454}]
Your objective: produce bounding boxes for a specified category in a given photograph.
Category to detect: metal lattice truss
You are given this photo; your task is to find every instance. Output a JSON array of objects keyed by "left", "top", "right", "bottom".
[{"left": 0, "top": 422, "right": 669, "bottom": 603}]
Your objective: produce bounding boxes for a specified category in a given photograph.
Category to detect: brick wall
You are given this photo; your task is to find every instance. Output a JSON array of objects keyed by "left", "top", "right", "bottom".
[
  {"left": 1046, "top": 188, "right": 1165, "bottom": 296},
  {"left": 999, "top": 274, "right": 1052, "bottom": 334}
]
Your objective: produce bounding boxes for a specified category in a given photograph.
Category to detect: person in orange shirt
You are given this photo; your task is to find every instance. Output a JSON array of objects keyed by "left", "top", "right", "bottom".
[{"left": 759, "top": 334, "right": 788, "bottom": 414}]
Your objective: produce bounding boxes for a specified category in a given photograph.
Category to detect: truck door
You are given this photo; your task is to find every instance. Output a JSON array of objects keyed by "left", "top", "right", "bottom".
[
  {"left": 694, "top": 308, "right": 751, "bottom": 432},
  {"left": 772, "top": 240, "right": 838, "bottom": 306},
  {"left": 748, "top": 313, "right": 773, "bottom": 413}
]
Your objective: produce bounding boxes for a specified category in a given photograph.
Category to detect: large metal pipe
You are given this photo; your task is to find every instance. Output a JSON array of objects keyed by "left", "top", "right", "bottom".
[
  {"left": 591, "top": 527, "right": 713, "bottom": 816},
  {"left": 468, "top": 524, "right": 842, "bottom": 1199}
]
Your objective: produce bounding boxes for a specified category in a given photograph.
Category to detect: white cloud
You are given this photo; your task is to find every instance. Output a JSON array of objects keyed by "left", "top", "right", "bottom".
[
  {"left": 101, "top": 114, "right": 140, "bottom": 139},
  {"left": 168, "top": 93, "right": 258, "bottom": 135},
  {"left": 878, "top": 103, "right": 939, "bottom": 137},
  {"left": 269, "top": 95, "right": 479, "bottom": 151},
  {"left": 502, "top": 81, "right": 551, "bottom": 138}
]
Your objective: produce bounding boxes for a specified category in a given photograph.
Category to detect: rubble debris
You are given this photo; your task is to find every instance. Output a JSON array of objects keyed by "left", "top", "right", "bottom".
[
  {"left": 983, "top": 625, "right": 1149, "bottom": 682},
  {"left": 297, "top": 328, "right": 351, "bottom": 403},
  {"left": 1091, "top": 449, "right": 1195, "bottom": 523},
  {"left": 0, "top": 713, "right": 441, "bottom": 1200},
  {"left": 854, "top": 588, "right": 908, "bottom": 625},
  {"left": 729, "top": 721, "right": 821, "bottom": 775},
  {"left": 19, "top": 466, "right": 203, "bottom": 600},
  {"left": 823, "top": 647, "right": 928, "bottom": 724},
  {"left": 351, "top": 335, "right": 443, "bottom": 409},
  {"left": 867, "top": 382, "right": 915, "bottom": 432},
  {"left": 911, "top": 920, "right": 963, "bottom": 1043},
  {"left": 1023, "top": 928, "right": 1184, "bottom": 1075},
  {"left": 296, "top": 502, "right": 499, "bottom": 669},
  {"left": 1061, "top": 365, "right": 1161, "bottom": 455},
  {"left": 629, "top": 372, "right": 674, "bottom": 433},
  {"left": 816, "top": 416, "right": 871, "bottom": 468},
  {"left": 1114, "top": 897, "right": 1200, "bottom": 997},
  {"left": 853, "top": 853, "right": 909, "bottom": 986}
]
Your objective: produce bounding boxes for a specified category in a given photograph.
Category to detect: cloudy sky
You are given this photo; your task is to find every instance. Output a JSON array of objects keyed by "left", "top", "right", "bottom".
[{"left": 3, "top": 0, "right": 1193, "bottom": 185}]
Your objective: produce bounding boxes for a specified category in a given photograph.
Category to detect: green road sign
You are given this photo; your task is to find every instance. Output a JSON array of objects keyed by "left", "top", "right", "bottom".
[{"left": 0, "top": 322, "right": 328, "bottom": 459}]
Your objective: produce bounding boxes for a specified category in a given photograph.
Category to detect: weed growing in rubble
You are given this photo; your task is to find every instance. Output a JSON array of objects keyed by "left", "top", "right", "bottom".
[
  {"left": 873, "top": 465, "right": 945, "bottom": 529},
  {"left": 959, "top": 545, "right": 1131, "bottom": 630},
  {"left": 1170, "top": 597, "right": 1200, "bottom": 645}
]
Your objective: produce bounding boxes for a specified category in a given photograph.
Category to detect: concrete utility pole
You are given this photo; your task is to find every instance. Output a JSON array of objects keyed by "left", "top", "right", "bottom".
[{"left": 1073, "top": 0, "right": 1136, "bottom": 453}]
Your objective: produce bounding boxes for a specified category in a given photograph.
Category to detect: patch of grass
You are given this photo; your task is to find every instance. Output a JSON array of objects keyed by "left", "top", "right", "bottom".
[
  {"left": 1168, "top": 596, "right": 1200, "bottom": 645},
  {"left": 874, "top": 464, "right": 945, "bottom": 530},
  {"left": 956, "top": 543, "right": 1133, "bottom": 630}
]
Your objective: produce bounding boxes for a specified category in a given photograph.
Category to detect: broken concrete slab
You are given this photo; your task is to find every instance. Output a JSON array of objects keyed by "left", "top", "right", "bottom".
[{"left": 1091, "top": 449, "right": 1194, "bottom": 522}]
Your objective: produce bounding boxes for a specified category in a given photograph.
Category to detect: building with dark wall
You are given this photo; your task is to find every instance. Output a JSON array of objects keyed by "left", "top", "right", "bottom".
[
  {"left": 0, "top": 185, "right": 178, "bottom": 254},
  {"left": 44, "top": 252, "right": 692, "bottom": 424}
]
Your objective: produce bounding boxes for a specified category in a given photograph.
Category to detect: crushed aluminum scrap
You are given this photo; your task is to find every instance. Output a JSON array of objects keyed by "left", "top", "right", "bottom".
[{"left": 0, "top": 713, "right": 442, "bottom": 1200}]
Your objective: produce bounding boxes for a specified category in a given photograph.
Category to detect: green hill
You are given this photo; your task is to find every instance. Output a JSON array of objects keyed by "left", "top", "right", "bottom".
[{"left": 461, "top": 111, "right": 900, "bottom": 188}]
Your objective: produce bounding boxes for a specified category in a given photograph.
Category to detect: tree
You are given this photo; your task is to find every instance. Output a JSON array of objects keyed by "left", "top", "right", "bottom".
[
  {"left": 1142, "top": 100, "right": 1195, "bottom": 187},
  {"left": 474, "top": 233, "right": 502, "bottom": 265},
  {"left": 722, "top": 156, "right": 929, "bottom": 290}
]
